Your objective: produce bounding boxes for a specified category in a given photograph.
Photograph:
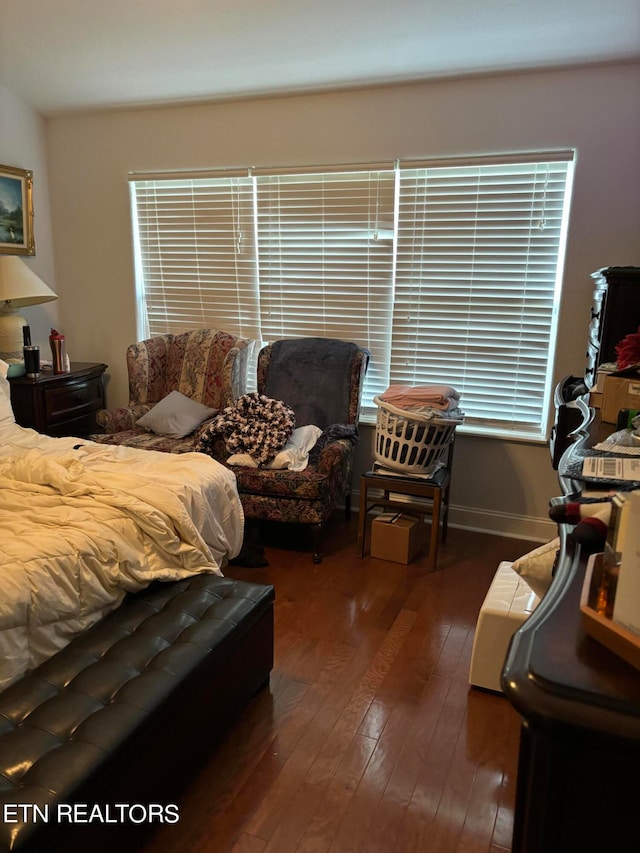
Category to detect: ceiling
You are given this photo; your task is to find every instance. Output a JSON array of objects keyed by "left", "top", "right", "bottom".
[{"left": 1, "top": 0, "right": 639, "bottom": 116}]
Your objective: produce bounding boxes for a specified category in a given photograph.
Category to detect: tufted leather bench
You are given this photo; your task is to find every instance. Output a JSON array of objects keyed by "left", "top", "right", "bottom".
[{"left": 0, "top": 573, "right": 274, "bottom": 853}]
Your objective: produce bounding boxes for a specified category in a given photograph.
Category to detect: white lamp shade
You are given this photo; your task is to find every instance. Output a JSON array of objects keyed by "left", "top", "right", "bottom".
[
  {"left": 0, "top": 256, "right": 58, "bottom": 360},
  {"left": 0, "top": 255, "right": 58, "bottom": 306}
]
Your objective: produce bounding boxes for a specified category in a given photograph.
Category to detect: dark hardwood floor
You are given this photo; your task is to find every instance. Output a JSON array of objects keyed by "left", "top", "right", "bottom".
[{"left": 141, "top": 517, "right": 535, "bottom": 853}]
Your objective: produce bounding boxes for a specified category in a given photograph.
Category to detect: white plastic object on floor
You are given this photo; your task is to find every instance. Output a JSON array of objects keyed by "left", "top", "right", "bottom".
[{"left": 469, "top": 561, "right": 540, "bottom": 693}]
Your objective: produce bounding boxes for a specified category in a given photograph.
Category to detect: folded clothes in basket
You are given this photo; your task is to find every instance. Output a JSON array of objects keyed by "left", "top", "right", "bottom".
[{"left": 380, "top": 384, "right": 461, "bottom": 413}]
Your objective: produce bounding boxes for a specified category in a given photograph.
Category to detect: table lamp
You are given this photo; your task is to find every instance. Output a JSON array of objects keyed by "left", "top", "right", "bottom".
[{"left": 0, "top": 256, "right": 58, "bottom": 363}]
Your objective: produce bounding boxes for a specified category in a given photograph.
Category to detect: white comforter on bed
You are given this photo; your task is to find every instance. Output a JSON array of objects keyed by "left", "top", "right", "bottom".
[{"left": 0, "top": 420, "right": 244, "bottom": 691}]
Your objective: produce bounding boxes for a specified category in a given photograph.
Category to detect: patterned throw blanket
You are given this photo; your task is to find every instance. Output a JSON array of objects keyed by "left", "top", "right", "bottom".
[{"left": 197, "top": 392, "right": 295, "bottom": 465}]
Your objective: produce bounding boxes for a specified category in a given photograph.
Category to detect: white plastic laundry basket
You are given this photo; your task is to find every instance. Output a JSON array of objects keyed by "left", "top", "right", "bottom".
[{"left": 373, "top": 395, "right": 463, "bottom": 475}]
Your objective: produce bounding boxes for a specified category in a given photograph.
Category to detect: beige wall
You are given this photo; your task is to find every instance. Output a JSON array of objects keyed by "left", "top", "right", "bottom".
[
  {"left": 43, "top": 62, "right": 640, "bottom": 539},
  {"left": 0, "top": 85, "right": 60, "bottom": 345}
]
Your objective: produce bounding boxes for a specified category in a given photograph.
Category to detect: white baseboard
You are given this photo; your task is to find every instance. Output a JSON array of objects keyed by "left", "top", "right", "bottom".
[
  {"left": 448, "top": 505, "right": 556, "bottom": 543},
  {"left": 351, "top": 492, "right": 556, "bottom": 543}
]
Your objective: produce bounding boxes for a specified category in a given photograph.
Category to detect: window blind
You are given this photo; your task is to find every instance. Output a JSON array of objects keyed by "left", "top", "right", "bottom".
[
  {"left": 131, "top": 175, "right": 261, "bottom": 340},
  {"left": 255, "top": 169, "right": 396, "bottom": 404},
  {"left": 393, "top": 159, "right": 572, "bottom": 434},
  {"left": 129, "top": 152, "right": 573, "bottom": 438}
]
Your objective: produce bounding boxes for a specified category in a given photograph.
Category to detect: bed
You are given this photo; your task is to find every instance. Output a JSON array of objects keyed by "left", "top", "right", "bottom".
[{"left": 0, "top": 360, "right": 245, "bottom": 692}]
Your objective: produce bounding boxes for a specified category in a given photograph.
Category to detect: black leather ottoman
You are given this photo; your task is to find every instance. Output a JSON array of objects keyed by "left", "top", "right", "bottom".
[{"left": 0, "top": 574, "right": 274, "bottom": 853}]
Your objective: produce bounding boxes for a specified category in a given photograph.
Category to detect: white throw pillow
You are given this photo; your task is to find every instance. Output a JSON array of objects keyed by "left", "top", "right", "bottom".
[
  {"left": 512, "top": 537, "right": 560, "bottom": 598},
  {"left": 136, "top": 390, "right": 216, "bottom": 438}
]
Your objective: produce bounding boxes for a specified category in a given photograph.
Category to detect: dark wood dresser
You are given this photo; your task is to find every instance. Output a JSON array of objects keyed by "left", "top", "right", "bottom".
[
  {"left": 9, "top": 361, "right": 107, "bottom": 438},
  {"left": 502, "top": 279, "right": 640, "bottom": 853},
  {"left": 502, "top": 400, "right": 640, "bottom": 851}
]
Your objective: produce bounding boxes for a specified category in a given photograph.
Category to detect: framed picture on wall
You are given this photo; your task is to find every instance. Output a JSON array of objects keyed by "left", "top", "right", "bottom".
[{"left": 0, "top": 165, "right": 35, "bottom": 255}]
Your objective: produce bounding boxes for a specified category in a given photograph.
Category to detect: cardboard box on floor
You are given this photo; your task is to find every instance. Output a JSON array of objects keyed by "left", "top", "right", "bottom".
[
  {"left": 371, "top": 512, "right": 422, "bottom": 564},
  {"left": 601, "top": 365, "right": 640, "bottom": 424}
]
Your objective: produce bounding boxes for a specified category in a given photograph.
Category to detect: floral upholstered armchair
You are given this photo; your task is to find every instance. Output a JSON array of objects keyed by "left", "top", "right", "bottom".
[
  {"left": 209, "top": 337, "right": 369, "bottom": 563},
  {"left": 91, "top": 328, "right": 252, "bottom": 453}
]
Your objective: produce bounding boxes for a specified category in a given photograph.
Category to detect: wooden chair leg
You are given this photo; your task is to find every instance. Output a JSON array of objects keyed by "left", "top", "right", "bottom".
[
  {"left": 441, "top": 476, "right": 452, "bottom": 542},
  {"left": 427, "top": 491, "right": 442, "bottom": 571},
  {"left": 441, "top": 436, "right": 456, "bottom": 544}
]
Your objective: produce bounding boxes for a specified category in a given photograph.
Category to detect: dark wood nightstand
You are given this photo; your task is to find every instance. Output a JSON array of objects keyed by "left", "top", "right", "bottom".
[
  {"left": 502, "top": 403, "right": 640, "bottom": 852},
  {"left": 9, "top": 361, "right": 107, "bottom": 438}
]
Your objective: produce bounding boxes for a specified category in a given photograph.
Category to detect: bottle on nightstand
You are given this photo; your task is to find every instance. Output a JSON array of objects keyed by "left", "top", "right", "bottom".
[{"left": 49, "top": 328, "right": 66, "bottom": 374}]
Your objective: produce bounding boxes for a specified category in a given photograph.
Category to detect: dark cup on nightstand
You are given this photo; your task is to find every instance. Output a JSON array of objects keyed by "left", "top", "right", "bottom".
[{"left": 23, "top": 345, "right": 40, "bottom": 378}]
